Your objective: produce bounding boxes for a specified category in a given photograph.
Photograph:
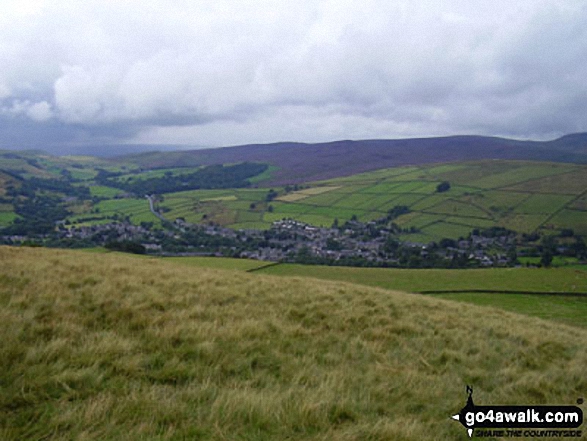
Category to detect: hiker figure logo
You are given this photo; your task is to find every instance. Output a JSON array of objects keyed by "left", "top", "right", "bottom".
[{"left": 451, "top": 386, "right": 584, "bottom": 438}]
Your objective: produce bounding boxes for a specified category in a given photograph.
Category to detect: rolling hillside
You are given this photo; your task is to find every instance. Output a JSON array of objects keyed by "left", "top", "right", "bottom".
[
  {"left": 120, "top": 133, "right": 587, "bottom": 184},
  {"left": 1, "top": 247, "right": 586, "bottom": 440}
]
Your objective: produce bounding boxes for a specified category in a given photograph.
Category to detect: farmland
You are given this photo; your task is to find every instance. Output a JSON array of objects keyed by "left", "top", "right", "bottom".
[
  {"left": 1, "top": 246, "right": 586, "bottom": 440},
  {"left": 151, "top": 160, "right": 587, "bottom": 240},
  {"left": 0, "top": 146, "right": 586, "bottom": 242}
]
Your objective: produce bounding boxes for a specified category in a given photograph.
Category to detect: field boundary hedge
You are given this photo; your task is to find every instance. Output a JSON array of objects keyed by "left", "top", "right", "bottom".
[
  {"left": 246, "top": 261, "right": 282, "bottom": 272},
  {"left": 419, "top": 289, "right": 587, "bottom": 297}
]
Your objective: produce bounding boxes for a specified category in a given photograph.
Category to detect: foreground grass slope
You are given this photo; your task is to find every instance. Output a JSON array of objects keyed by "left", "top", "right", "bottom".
[
  {"left": 1, "top": 247, "right": 586, "bottom": 440},
  {"left": 83, "top": 252, "right": 587, "bottom": 327},
  {"left": 252, "top": 264, "right": 587, "bottom": 328}
]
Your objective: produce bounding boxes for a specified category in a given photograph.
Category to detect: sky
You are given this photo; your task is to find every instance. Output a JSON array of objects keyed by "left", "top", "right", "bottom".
[{"left": 1, "top": 0, "right": 587, "bottom": 152}]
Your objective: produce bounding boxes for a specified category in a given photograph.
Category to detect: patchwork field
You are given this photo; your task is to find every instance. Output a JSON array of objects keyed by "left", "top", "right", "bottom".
[
  {"left": 69, "top": 197, "right": 161, "bottom": 227},
  {"left": 1, "top": 150, "right": 586, "bottom": 242},
  {"left": 1, "top": 246, "right": 586, "bottom": 440},
  {"left": 141, "top": 160, "right": 587, "bottom": 241}
]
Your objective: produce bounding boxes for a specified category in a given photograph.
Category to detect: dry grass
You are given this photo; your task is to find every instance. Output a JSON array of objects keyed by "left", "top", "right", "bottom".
[
  {"left": 0, "top": 246, "right": 586, "bottom": 440},
  {"left": 276, "top": 186, "right": 341, "bottom": 202}
]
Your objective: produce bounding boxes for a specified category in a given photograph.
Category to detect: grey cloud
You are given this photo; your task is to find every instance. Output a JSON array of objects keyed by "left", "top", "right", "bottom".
[{"left": 1, "top": 0, "right": 587, "bottom": 150}]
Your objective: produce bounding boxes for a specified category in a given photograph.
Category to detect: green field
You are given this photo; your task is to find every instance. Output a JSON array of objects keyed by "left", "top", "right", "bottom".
[
  {"left": 88, "top": 185, "right": 125, "bottom": 198},
  {"left": 68, "top": 197, "right": 161, "bottom": 226},
  {"left": 67, "top": 167, "right": 98, "bottom": 181},
  {"left": 248, "top": 164, "right": 279, "bottom": 184},
  {"left": 0, "top": 211, "right": 18, "bottom": 226},
  {"left": 250, "top": 264, "right": 587, "bottom": 293},
  {"left": 435, "top": 292, "right": 587, "bottom": 327}
]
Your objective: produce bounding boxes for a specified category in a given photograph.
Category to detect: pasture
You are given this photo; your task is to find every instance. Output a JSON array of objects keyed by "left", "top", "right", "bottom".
[{"left": 68, "top": 197, "right": 161, "bottom": 227}]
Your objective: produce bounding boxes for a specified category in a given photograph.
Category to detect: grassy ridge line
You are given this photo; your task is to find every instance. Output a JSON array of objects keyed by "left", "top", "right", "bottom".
[
  {"left": 81, "top": 253, "right": 587, "bottom": 326},
  {"left": 253, "top": 264, "right": 587, "bottom": 294},
  {"left": 78, "top": 249, "right": 276, "bottom": 272},
  {"left": 1, "top": 246, "right": 587, "bottom": 440},
  {"left": 161, "top": 256, "right": 276, "bottom": 272},
  {"left": 418, "top": 289, "right": 587, "bottom": 296},
  {"left": 253, "top": 263, "right": 587, "bottom": 327}
]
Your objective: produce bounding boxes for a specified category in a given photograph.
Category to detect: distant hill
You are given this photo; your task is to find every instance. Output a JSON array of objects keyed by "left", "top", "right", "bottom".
[{"left": 119, "top": 133, "right": 587, "bottom": 184}]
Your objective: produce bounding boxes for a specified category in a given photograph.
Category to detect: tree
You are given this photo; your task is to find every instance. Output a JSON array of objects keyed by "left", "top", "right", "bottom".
[
  {"left": 507, "top": 247, "right": 519, "bottom": 265},
  {"left": 326, "top": 238, "right": 342, "bottom": 251},
  {"left": 296, "top": 246, "right": 312, "bottom": 263},
  {"left": 105, "top": 241, "right": 146, "bottom": 255},
  {"left": 265, "top": 189, "right": 278, "bottom": 201},
  {"left": 436, "top": 181, "right": 451, "bottom": 193},
  {"left": 383, "top": 237, "right": 400, "bottom": 254},
  {"left": 571, "top": 237, "right": 586, "bottom": 259},
  {"left": 439, "top": 238, "right": 457, "bottom": 248},
  {"left": 540, "top": 250, "right": 553, "bottom": 267}
]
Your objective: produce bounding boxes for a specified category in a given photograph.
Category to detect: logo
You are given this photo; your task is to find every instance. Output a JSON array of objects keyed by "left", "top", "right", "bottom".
[{"left": 452, "top": 386, "right": 583, "bottom": 438}]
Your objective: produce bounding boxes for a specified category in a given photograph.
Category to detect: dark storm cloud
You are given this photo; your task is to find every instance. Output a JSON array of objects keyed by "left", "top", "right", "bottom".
[
  {"left": 0, "top": 115, "right": 140, "bottom": 151},
  {"left": 1, "top": 0, "right": 587, "bottom": 151}
]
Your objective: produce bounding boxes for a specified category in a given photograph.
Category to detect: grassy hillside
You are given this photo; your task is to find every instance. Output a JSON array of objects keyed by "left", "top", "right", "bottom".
[
  {"left": 1, "top": 247, "right": 586, "bottom": 440},
  {"left": 254, "top": 264, "right": 587, "bottom": 293},
  {"left": 120, "top": 134, "right": 587, "bottom": 184},
  {"left": 79, "top": 252, "right": 587, "bottom": 327}
]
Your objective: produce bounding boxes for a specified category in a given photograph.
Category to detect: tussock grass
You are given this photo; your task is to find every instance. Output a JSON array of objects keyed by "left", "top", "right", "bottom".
[{"left": 1, "top": 247, "right": 586, "bottom": 440}]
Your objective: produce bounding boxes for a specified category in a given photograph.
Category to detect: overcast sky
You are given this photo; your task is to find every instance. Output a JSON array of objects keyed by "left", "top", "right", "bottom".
[{"left": 1, "top": 0, "right": 586, "bottom": 152}]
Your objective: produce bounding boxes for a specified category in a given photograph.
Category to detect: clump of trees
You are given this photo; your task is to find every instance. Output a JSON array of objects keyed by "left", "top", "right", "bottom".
[
  {"left": 265, "top": 189, "right": 279, "bottom": 201},
  {"left": 105, "top": 240, "right": 146, "bottom": 254},
  {"left": 97, "top": 163, "right": 268, "bottom": 195},
  {"left": 436, "top": 181, "right": 451, "bottom": 193}
]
